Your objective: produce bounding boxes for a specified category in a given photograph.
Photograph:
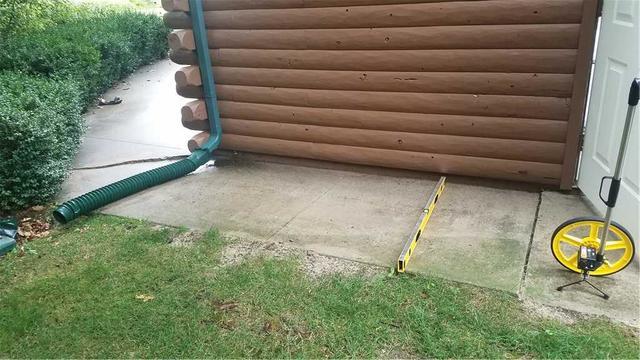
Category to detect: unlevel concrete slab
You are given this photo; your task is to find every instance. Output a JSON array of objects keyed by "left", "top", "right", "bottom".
[
  {"left": 523, "top": 191, "right": 640, "bottom": 326},
  {"left": 408, "top": 181, "right": 539, "bottom": 293},
  {"left": 62, "top": 152, "right": 543, "bottom": 294},
  {"left": 266, "top": 168, "right": 440, "bottom": 266},
  {"left": 91, "top": 159, "right": 438, "bottom": 266}
]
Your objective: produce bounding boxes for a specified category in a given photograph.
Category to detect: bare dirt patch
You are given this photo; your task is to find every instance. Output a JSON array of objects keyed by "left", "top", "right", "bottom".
[
  {"left": 521, "top": 299, "right": 587, "bottom": 325},
  {"left": 170, "top": 230, "right": 203, "bottom": 247},
  {"left": 377, "top": 346, "right": 418, "bottom": 360},
  {"left": 220, "top": 236, "right": 383, "bottom": 279},
  {"left": 522, "top": 300, "right": 640, "bottom": 335}
]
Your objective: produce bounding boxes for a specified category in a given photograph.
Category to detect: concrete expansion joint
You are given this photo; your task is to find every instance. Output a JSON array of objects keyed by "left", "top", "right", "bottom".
[
  {"left": 518, "top": 190, "right": 544, "bottom": 298},
  {"left": 72, "top": 155, "right": 190, "bottom": 171}
]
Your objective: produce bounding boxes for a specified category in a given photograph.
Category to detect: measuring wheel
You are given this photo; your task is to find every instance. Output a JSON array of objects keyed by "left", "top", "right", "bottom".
[
  {"left": 551, "top": 216, "right": 635, "bottom": 276},
  {"left": 552, "top": 79, "right": 639, "bottom": 299}
]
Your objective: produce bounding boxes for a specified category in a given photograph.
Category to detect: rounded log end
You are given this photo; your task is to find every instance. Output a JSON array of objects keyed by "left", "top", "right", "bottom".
[
  {"left": 175, "top": 71, "right": 187, "bottom": 88},
  {"left": 188, "top": 132, "right": 210, "bottom": 152},
  {"left": 182, "top": 100, "right": 209, "bottom": 129},
  {"left": 181, "top": 104, "right": 196, "bottom": 123},
  {"left": 163, "top": 11, "right": 192, "bottom": 30},
  {"left": 161, "top": 0, "right": 188, "bottom": 12},
  {"left": 187, "top": 139, "right": 198, "bottom": 153},
  {"left": 175, "top": 66, "right": 201, "bottom": 87},
  {"left": 168, "top": 30, "right": 194, "bottom": 51},
  {"left": 169, "top": 49, "right": 196, "bottom": 65},
  {"left": 182, "top": 114, "right": 209, "bottom": 132}
]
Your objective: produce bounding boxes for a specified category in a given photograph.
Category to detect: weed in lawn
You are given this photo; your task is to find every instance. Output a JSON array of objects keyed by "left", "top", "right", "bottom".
[{"left": 0, "top": 215, "right": 637, "bottom": 358}]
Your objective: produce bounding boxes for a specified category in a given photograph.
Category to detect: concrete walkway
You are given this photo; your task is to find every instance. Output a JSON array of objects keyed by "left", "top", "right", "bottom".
[
  {"left": 61, "top": 60, "right": 639, "bottom": 327},
  {"left": 74, "top": 60, "right": 192, "bottom": 169}
]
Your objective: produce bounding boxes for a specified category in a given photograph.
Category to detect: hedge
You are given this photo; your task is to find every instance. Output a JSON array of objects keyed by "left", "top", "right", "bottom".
[
  {"left": 0, "top": 7, "right": 169, "bottom": 108},
  {"left": 0, "top": 4, "right": 169, "bottom": 212},
  {"left": 0, "top": 0, "right": 73, "bottom": 37},
  {"left": 0, "top": 72, "right": 83, "bottom": 211}
]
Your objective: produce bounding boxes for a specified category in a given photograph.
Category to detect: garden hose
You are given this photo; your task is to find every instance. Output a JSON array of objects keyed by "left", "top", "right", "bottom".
[{"left": 53, "top": 0, "right": 220, "bottom": 224}]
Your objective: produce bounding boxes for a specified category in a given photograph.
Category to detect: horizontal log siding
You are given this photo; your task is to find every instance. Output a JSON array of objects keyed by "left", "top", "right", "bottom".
[
  {"left": 175, "top": 67, "right": 574, "bottom": 97},
  {"left": 165, "top": 0, "right": 596, "bottom": 186},
  {"left": 169, "top": 49, "right": 579, "bottom": 73},
  {"left": 181, "top": 101, "right": 569, "bottom": 142},
  {"left": 168, "top": 25, "right": 580, "bottom": 51},
  {"left": 188, "top": 133, "right": 562, "bottom": 185},
  {"left": 164, "top": 0, "right": 583, "bottom": 29}
]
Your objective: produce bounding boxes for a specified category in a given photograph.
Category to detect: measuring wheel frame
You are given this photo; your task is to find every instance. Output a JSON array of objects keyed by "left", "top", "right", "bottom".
[
  {"left": 550, "top": 79, "right": 638, "bottom": 290},
  {"left": 551, "top": 216, "right": 635, "bottom": 276}
]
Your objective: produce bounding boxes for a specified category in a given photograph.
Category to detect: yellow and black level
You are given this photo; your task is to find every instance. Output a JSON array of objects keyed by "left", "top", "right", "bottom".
[{"left": 397, "top": 176, "right": 446, "bottom": 273}]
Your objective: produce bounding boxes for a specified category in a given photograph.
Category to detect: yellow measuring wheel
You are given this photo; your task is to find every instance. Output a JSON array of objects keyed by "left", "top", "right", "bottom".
[
  {"left": 551, "top": 216, "right": 635, "bottom": 276},
  {"left": 553, "top": 79, "right": 638, "bottom": 299}
]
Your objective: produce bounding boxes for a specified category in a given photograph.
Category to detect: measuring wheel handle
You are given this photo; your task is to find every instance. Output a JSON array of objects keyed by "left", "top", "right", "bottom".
[
  {"left": 598, "top": 176, "right": 620, "bottom": 208},
  {"left": 629, "top": 78, "right": 639, "bottom": 107}
]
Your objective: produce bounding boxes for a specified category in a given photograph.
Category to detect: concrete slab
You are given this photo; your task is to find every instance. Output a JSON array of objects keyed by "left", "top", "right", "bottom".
[
  {"left": 74, "top": 138, "right": 187, "bottom": 169},
  {"left": 408, "top": 181, "right": 540, "bottom": 293},
  {"left": 523, "top": 191, "right": 640, "bottom": 326},
  {"left": 267, "top": 168, "right": 438, "bottom": 266},
  {"left": 76, "top": 59, "right": 194, "bottom": 168},
  {"left": 92, "top": 158, "right": 437, "bottom": 264},
  {"left": 60, "top": 161, "right": 177, "bottom": 200}
]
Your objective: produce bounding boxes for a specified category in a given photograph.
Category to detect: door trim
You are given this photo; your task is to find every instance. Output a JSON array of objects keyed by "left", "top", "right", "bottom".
[{"left": 560, "top": 0, "right": 601, "bottom": 189}]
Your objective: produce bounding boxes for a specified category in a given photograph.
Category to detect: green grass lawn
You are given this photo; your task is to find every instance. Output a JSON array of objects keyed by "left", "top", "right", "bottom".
[{"left": 0, "top": 215, "right": 637, "bottom": 358}]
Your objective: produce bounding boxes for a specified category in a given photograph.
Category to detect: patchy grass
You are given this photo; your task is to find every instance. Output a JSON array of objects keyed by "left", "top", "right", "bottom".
[{"left": 0, "top": 216, "right": 637, "bottom": 358}]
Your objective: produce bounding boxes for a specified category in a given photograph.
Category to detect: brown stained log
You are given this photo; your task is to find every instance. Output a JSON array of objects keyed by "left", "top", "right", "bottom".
[
  {"left": 170, "top": 49, "right": 578, "bottom": 74},
  {"left": 209, "top": 118, "right": 566, "bottom": 163},
  {"left": 188, "top": 133, "right": 562, "bottom": 184},
  {"left": 169, "top": 49, "right": 197, "bottom": 65},
  {"left": 168, "top": 30, "right": 195, "bottom": 51},
  {"left": 163, "top": 0, "right": 488, "bottom": 12},
  {"left": 182, "top": 101, "right": 568, "bottom": 142},
  {"left": 175, "top": 66, "right": 574, "bottom": 97},
  {"left": 164, "top": 0, "right": 583, "bottom": 30},
  {"left": 177, "top": 85, "right": 571, "bottom": 120},
  {"left": 188, "top": 131, "right": 211, "bottom": 151},
  {"left": 168, "top": 25, "right": 580, "bottom": 51},
  {"left": 181, "top": 100, "right": 207, "bottom": 124},
  {"left": 175, "top": 66, "right": 201, "bottom": 88}
]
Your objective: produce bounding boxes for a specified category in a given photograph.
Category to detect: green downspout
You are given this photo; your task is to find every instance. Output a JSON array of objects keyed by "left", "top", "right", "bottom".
[{"left": 53, "top": 0, "right": 220, "bottom": 224}]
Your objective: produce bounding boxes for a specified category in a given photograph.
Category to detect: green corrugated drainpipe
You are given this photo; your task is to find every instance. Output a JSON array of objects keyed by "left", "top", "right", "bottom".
[{"left": 53, "top": 0, "right": 220, "bottom": 224}]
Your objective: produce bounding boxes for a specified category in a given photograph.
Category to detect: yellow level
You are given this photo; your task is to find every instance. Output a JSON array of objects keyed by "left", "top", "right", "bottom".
[{"left": 397, "top": 176, "right": 446, "bottom": 273}]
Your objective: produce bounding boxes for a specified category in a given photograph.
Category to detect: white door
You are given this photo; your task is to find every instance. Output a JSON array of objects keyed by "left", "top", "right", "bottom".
[{"left": 578, "top": 0, "right": 640, "bottom": 241}]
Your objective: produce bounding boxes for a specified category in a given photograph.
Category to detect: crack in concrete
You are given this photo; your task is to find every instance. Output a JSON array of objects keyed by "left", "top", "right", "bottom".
[
  {"left": 72, "top": 155, "right": 190, "bottom": 170},
  {"left": 84, "top": 135, "right": 186, "bottom": 150},
  {"left": 518, "top": 189, "right": 543, "bottom": 298},
  {"left": 264, "top": 187, "right": 333, "bottom": 243}
]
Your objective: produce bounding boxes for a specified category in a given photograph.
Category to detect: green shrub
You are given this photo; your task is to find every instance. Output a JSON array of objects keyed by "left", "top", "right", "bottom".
[
  {"left": 0, "top": 4, "right": 169, "bottom": 212},
  {"left": 0, "top": 72, "right": 84, "bottom": 212},
  {"left": 0, "top": 0, "right": 74, "bottom": 37},
  {"left": 0, "top": 8, "right": 169, "bottom": 107},
  {"left": 0, "top": 29, "right": 102, "bottom": 105}
]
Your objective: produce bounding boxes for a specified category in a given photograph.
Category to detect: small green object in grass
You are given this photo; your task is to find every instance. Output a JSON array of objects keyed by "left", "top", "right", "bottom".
[{"left": 0, "top": 218, "right": 18, "bottom": 256}]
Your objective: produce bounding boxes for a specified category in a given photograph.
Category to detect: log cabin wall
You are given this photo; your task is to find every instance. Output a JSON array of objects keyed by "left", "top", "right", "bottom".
[{"left": 162, "top": 0, "right": 599, "bottom": 188}]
